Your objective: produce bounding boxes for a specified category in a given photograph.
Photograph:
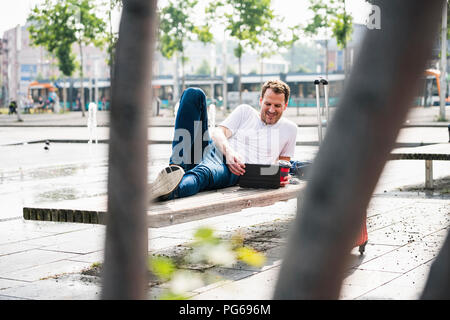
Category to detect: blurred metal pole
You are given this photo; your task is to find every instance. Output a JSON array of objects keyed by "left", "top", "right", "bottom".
[
  {"left": 274, "top": 0, "right": 443, "bottom": 299},
  {"left": 102, "top": 0, "right": 157, "bottom": 300},
  {"left": 15, "top": 25, "right": 22, "bottom": 122},
  {"left": 223, "top": 31, "right": 228, "bottom": 112},
  {"left": 314, "top": 80, "right": 322, "bottom": 145},
  {"left": 440, "top": 0, "right": 447, "bottom": 120}
]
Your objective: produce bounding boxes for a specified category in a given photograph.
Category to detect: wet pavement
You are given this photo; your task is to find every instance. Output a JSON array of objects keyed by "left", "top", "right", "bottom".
[{"left": 0, "top": 107, "right": 448, "bottom": 300}]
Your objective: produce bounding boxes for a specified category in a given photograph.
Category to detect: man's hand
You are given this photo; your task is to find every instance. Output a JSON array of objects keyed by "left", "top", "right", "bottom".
[
  {"left": 226, "top": 150, "right": 246, "bottom": 176},
  {"left": 211, "top": 126, "right": 246, "bottom": 176},
  {"left": 280, "top": 174, "right": 291, "bottom": 187}
]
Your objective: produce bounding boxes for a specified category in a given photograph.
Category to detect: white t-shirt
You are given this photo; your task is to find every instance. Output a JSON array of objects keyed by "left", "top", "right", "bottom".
[{"left": 219, "top": 104, "right": 297, "bottom": 164}]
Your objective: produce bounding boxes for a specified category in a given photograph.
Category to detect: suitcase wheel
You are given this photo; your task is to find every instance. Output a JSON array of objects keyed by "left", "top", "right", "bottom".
[{"left": 358, "top": 240, "right": 368, "bottom": 255}]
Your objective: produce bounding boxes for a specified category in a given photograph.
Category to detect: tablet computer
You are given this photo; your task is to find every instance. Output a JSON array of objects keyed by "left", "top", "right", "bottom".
[{"left": 238, "top": 163, "right": 281, "bottom": 189}]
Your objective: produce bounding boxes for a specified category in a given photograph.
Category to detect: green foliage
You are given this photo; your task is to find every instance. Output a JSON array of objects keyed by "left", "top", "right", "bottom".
[
  {"left": 149, "top": 256, "right": 176, "bottom": 281},
  {"left": 27, "top": 0, "right": 106, "bottom": 77},
  {"left": 193, "top": 226, "right": 218, "bottom": 244},
  {"left": 55, "top": 45, "right": 77, "bottom": 77},
  {"left": 149, "top": 226, "right": 266, "bottom": 300},
  {"left": 158, "top": 0, "right": 213, "bottom": 60},
  {"left": 210, "top": 0, "right": 274, "bottom": 58},
  {"left": 448, "top": 4, "right": 450, "bottom": 38},
  {"left": 235, "top": 246, "right": 266, "bottom": 267},
  {"left": 331, "top": 10, "right": 353, "bottom": 49},
  {"left": 304, "top": 0, "right": 353, "bottom": 49}
]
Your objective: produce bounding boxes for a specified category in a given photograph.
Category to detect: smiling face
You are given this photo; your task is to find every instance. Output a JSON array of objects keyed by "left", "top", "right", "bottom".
[{"left": 259, "top": 88, "right": 288, "bottom": 125}]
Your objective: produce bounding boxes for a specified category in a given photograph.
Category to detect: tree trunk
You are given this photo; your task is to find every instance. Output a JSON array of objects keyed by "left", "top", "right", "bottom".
[
  {"left": 173, "top": 53, "right": 180, "bottom": 107},
  {"left": 325, "top": 39, "right": 329, "bottom": 78},
  {"left": 63, "top": 76, "right": 67, "bottom": 112},
  {"left": 101, "top": 0, "right": 157, "bottom": 300},
  {"left": 238, "top": 56, "right": 242, "bottom": 104},
  {"left": 222, "top": 35, "right": 228, "bottom": 112},
  {"left": 273, "top": 0, "right": 443, "bottom": 299},
  {"left": 79, "top": 42, "right": 86, "bottom": 117},
  {"left": 260, "top": 54, "right": 264, "bottom": 88},
  {"left": 181, "top": 54, "right": 186, "bottom": 92},
  {"left": 109, "top": 0, "right": 114, "bottom": 107}
]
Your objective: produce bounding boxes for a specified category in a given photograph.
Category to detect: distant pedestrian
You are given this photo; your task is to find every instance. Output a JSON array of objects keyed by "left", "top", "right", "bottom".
[
  {"left": 76, "top": 93, "right": 81, "bottom": 111},
  {"left": 36, "top": 96, "right": 45, "bottom": 113},
  {"left": 8, "top": 100, "right": 17, "bottom": 115}
]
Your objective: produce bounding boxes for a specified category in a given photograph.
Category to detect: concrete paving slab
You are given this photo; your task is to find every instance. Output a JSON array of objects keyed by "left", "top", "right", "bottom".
[
  {"left": 0, "top": 242, "right": 43, "bottom": 257},
  {"left": 345, "top": 243, "right": 399, "bottom": 269},
  {"left": 0, "top": 249, "right": 80, "bottom": 275},
  {"left": 21, "top": 228, "right": 105, "bottom": 254},
  {"left": 0, "top": 278, "right": 30, "bottom": 291},
  {"left": 356, "top": 243, "right": 436, "bottom": 274},
  {"left": 0, "top": 273, "right": 101, "bottom": 300},
  {"left": 0, "top": 259, "right": 93, "bottom": 282},
  {"left": 0, "top": 228, "right": 56, "bottom": 246},
  {"left": 356, "top": 261, "right": 434, "bottom": 300},
  {"left": 191, "top": 267, "right": 280, "bottom": 300},
  {"left": 66, "top": 250, "right": 105, "bottom": 264},
  {"left": 339, "top": 269, "right": 402, "bottom": 300}
]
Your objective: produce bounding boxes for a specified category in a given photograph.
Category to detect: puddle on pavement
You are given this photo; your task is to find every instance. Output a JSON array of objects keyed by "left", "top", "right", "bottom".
[
  {"left": 27, "top": 166, "right": 80, "bottom": 180},
  {"left": 34, "top": 187, "right": 81, "bottom": 202}
]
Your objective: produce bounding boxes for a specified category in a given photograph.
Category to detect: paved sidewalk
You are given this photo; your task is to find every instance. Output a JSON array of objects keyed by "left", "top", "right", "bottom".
[
  {"left": 0, "top": 179, "right": 448, "bottom": 300},
  {"left": 0, "top": 105, "right": 448, "bottom": 300}
]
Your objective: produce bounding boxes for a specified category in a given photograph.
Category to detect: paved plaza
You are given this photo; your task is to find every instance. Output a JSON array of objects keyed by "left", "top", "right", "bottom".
[{"left": 0, "top": 105, "right": 448, "bottom": 300}]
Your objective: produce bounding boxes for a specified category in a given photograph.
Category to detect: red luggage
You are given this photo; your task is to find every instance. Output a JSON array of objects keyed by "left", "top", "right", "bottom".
[
  {"left": 356, "top": 216, "right": 368, "bottom": 254},
  {"left": 315, "top": 78, "right": 368, "bottom": 254}
]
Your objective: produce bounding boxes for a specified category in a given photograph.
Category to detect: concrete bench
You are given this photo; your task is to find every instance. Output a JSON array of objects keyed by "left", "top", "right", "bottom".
[
  {"left": 389, "top": 143, "right": 449, "bottom": 188},
  {"left": 23, "top": 183, "right": 306, "bottom": 227}
]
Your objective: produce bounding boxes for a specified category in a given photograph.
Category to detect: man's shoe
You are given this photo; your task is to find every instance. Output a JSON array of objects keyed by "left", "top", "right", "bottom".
[{"left": 149, "top": 165, "right": 184, "bottom": 201}]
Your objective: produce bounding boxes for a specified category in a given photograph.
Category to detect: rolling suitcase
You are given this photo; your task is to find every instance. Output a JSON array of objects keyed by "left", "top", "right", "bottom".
[{"left": 314, "top": 78, "right": 369, "bottom": 254}]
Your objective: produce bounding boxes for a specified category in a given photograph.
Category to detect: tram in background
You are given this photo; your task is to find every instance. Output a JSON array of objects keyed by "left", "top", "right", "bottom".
[{"left": 152, "top": 73, "right": 346, "bottom": 110}]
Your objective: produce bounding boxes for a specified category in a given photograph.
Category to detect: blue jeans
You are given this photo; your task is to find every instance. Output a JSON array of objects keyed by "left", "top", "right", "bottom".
[{"left": 168, "top": 88, "right": 239, "bottom": 199}]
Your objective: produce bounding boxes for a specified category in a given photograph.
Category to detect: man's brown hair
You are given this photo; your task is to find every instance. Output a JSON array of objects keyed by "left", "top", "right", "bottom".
[{"left": 261, "top": 79, "right": 290, "bottom": 103}]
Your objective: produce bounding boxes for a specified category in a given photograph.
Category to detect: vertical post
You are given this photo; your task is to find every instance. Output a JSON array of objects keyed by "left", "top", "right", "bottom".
[
  {"left": 223, "top": 32, "right": 228, "bottom": 112},
  {"left": 15, "top": 25, "right": 22, "bottom": 122},
  {"left": 173, "top": 53, "right": 180, "bottom": 114},
  {"left": 210, "top": 46, "right": 215, "bottom": 102},
  {"left": 94, "top": 59, "right": 99, "bottom": 108},
  {"left": 324, "top": 83, "right": 330, "bottom": 126},
  {"left": 440, "top": 1, "right": 447, "bottom": 120},
  {"left": 314, "top": 79, "right": 322, "bottom": 145},
  {"left": 321, "top": 78, "right": 329, "bottom": 136},
  {"left": 425, "top": 159, "right": 433, "bottom": 189}
]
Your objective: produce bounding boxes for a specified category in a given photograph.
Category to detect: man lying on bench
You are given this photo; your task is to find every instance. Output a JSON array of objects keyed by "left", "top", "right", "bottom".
[{"left": 149, "top": 80, "right": 299, "bottom": 201}]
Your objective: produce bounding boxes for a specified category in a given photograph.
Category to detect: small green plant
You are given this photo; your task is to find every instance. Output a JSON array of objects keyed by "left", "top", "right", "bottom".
[{"left": 148, "top": 226, "right": 266, "bottom": 300}]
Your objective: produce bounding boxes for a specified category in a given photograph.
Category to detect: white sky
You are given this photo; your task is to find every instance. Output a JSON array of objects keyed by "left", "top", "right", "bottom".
[{"left": 0, "top": 0, "right": 372, "bottom": 38}]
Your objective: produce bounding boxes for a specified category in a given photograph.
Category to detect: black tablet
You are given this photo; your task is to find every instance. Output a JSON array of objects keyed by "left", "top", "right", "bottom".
[{"left": 238, "top": 163, "right": 281, "bottom": 189}]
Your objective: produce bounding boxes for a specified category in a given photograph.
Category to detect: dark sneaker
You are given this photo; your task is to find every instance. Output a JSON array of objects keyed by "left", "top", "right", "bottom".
[{"left": 149, "top": 165, "right": 184, "bottom": 201}]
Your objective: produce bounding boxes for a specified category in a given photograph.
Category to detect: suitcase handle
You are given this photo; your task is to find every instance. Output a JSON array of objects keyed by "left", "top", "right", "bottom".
[
  {"left": 314, "top": 78, "right": 329, "bottom": 85},
  {"left": 314, "top": 78, "right": 330, "bottom": 145}
]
